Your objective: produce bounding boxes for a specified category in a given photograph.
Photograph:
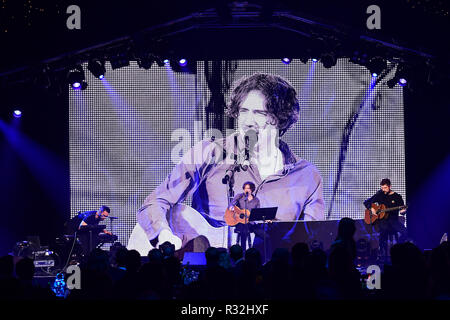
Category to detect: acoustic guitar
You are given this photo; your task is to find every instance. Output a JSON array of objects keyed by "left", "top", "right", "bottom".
[
  {"left": 127, "top": 204, "right": 243, "bottom": 256},
  {"left": 224, "top": 205, "right": 251, "bottom": 226},
  {"left": 127, "top": 204, "right": 275, "bottom": 256},
  {"left": 364, "top": 203, "right": 407, "bottom": 225}
]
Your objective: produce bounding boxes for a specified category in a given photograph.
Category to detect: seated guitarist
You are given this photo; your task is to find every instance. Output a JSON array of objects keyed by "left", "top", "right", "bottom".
[
  {"left": 363, "top": 179, "right": 408, "bottom": 258},
  {"left": 230, "top": 181, "right": 261, "bottom": 251}
]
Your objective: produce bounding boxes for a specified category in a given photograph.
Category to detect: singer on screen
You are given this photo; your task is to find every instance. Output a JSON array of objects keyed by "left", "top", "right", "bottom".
[{"left": 131, "top": 73, "right": 325, "bottom": 254}]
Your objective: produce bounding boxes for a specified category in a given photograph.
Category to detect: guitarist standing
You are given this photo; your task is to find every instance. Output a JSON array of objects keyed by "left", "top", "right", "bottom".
[{"left": 364, "top": 179, "right": 408, "bottom": 258}]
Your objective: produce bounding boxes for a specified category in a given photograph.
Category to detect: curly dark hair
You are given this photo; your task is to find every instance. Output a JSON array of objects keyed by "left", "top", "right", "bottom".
[
  {"left": 380, "top": 178, "right": 391, "bottom": 186},
  {"left": 242, "top": 181, "right": 256, "bottom": 193},
  {"left": 225, "top": 73, "right": 300, "bottom": 136}
]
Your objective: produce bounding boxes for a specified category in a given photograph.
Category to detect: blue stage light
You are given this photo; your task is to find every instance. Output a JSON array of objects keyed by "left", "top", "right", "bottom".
[
  {"left": 179, "top": 59, "right": 187, "bottom": 66},
  {"left": 282, "top": 58, "right": 291, "bottom": 64},
  {"left": 399, "top": 78, "right": 407, "bottom": 86},
  {"left": 67, "top": 66, "right": 87, "bottom": 90},
  {"left": 87, "top": 59, "right": 106, "bottom": 79},
  {"left": 13, "top": 110, "right": 22, "bottom": 118},
  {"left": 372, "top": 73, "right": 378, "bottom": 77},
  {"left": 312, "top": 58, "right": 318, "bottom": 62}
]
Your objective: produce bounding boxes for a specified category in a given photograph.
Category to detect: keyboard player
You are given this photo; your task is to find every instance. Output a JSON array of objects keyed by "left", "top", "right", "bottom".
[
  {"left": 79, "top": 205, "right": 113, "bottom": 235},
  {"left": 77, "top": 205, "right": 117, "bottom": 254}
]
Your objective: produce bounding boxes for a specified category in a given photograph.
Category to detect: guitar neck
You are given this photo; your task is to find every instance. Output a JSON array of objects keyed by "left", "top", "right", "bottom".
[{"left": 380, "top": 205, "right": 405, "bottom": 213}]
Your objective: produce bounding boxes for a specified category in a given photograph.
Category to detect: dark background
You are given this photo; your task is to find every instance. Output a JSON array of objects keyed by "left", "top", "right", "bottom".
[{"left": 0, "top": 0, "right": 449, "bottom": 254}]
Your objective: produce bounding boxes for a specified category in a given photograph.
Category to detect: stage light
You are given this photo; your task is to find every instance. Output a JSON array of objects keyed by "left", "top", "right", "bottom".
[
  {"left": 396, "top": 64, "right": 410, "bottom": 87},
  {"left": 179, "top": 59, "right": 187, "bottom": 66},
  {"left": 67, "top": 66, "right": 87, "bottom": 90},
  {"left": 169, "top": 59, "right": 197, "bottom": 74},
  {"left": 350, "top": 50, "right": 369, "bottom": 66},
  {"left": 282, "top": 58, "right": 291, "bottom": 64},
  {"left": 312, "top": 58, "right": 318, "bottom": 62},
  {"left": 367, "top": 56, "right": 387, "bottom": 77},
  {"left": 164, "top": 59, "right": 169, "bottom": 64},
  {"left": 87, "top": 59, "right": 106, "bottom": 79},
  {"left": 372, "top": 73, "right": 378, "bottom": 77},
  {"left": 390, "top": 77, "right": 407, "bottom": 88},
  {"left": 137, "top": 54, "right": 165, "bottom": 69},
  {"left": 110, "top": 53, "right": 130, "bottom": 70},
  {"left": 72, "top": 81, "right": 87, "bottom": 90},
  {"left": 320, "top": 52, "right": 337, "bottom": 69},
  {"left": 387, "top": 64, "right": 409, "bottom": 88},
  {"left": 13, "top": 110, "right": 22, "bottom": 118},
  {"left": 137, "top": 56, "right": 155, "bottom": 70}
]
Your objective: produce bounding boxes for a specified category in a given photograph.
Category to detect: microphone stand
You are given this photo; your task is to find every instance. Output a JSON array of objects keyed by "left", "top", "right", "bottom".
[
  {"left": 222, "top": 137, "right": 241, "bottom": 249},
  {"left": 223, "top": 165, "right": 240, "bottom": 249},
  {"left": 108, "top": 217, "right": 115, "bottom": 236},
  {"left": 244, "top": 192, "right": 250, "bottom": 251}
]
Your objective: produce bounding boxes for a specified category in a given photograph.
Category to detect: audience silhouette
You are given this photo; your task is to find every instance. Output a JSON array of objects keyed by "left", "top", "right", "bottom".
[{"left": 1, "top": 218, "right": 450, "bottom": 300}]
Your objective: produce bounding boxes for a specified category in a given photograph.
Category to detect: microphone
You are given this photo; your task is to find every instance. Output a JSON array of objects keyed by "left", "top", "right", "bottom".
[
  {"left": 222, "top": 136, "right": 240, "bottom": 184},
  {"left": 222, "top": 172, "right": 231, "bottom": 184},
  {"left": 241, "top": 135, "right": 250, "bottom": 171},
  {"left": 222, "top": 167, "right": 235, "bottom": 184},
  {"left": 108, "top": 216, "right": 119, "bottom": 220}
]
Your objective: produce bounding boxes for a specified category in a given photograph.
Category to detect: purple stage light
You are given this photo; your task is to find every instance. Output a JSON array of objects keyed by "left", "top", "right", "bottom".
[
  {"left": 312, "top": 58, "right": 318, "bottom": 62},
  {"left": 282, "top": 58, "right": 291, "bottom": 64},
  {"left": 72, "top": 82, "right": 81, "bottom": 89},
  {"left": 99, "top": 75, "right": 104, "bottom": 80},
  {"left": 13, "top": 110, "right": 22, "bottom": 118},
  {"left": 399, "top": 78, "right": 407, "bottom": 86},
  {"left": 179, "top": 59, "right": 187, "bottom": 66},
  {"left": 372, "top": 73, "right": 378, "bottom": 77}
]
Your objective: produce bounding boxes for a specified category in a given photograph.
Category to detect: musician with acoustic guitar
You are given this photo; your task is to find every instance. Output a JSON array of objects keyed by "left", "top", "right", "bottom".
[
  {"left": 227, "top": 181, "right": 260, "bottom": 252},
  {"left": 363, "top": 178, "right": 408, "bottom": 257}
]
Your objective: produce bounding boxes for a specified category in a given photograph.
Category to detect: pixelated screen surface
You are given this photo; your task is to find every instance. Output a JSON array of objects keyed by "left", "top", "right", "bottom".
[{"left": 69, "top": 59, "right": 406, "bottom": 248}]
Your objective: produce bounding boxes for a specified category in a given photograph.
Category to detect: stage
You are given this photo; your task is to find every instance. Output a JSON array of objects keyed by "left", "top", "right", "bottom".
[{"left": 0, "top": 0, "right": 449, "bottom": 302}]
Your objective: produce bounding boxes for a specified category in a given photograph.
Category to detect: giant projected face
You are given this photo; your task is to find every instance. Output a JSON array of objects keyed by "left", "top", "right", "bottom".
[{"left": 69, "top": 59, "right": 406, "bottom": 254}]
